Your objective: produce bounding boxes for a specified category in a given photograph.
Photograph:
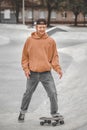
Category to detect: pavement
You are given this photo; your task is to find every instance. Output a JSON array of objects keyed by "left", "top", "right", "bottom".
[{"left": 0, "top": 23, "right": 87, "bottom": 130}]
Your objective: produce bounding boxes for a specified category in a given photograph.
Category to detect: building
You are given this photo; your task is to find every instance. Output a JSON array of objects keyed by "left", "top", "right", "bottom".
[{"left": 0, "top": 0, "right": 85, "bottom": 25}]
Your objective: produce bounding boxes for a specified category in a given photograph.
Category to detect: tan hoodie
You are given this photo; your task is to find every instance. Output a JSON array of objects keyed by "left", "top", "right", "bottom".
[{"left": 21, "top": 32, "right": 62, "bottom": 74}]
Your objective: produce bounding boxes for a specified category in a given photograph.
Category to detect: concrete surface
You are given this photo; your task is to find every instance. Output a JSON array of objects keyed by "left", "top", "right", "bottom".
[{"left": 0, "top": 24, "right": 87, "bottom": 130}]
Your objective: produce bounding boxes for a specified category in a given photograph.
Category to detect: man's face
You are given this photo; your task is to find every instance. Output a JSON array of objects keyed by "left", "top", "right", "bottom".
[{"left": 36, "top": 24, "right": 47, "bottom": 35}]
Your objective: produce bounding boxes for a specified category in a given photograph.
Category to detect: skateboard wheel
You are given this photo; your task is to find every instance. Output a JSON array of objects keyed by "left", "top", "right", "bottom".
[
  {"left": 52, "top": 122, "right": 57, "bottom": 126},
  {"left": 40, "top": 121, "right": 44, "bottom": 126},
  {"left": 60, "top": 120, "right": 64, "bottom": 124},
  {"left": 47, "top": 120, "right": 51, "bottom": 124}
]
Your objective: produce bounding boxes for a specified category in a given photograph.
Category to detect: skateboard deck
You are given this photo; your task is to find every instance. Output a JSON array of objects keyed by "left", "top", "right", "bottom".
[{"left": 39, "top": 116, "right": 64, "bottom": 126}]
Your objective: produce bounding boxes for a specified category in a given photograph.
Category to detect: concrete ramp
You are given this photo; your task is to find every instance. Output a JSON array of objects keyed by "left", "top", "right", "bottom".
[{"left": 0, "top": 25, "right": 87, "bottom": 130}]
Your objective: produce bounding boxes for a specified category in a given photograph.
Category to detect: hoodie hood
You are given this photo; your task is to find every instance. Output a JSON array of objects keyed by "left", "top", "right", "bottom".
[{"left": 31, "top": 32, "right": 48, "bottom": 39}]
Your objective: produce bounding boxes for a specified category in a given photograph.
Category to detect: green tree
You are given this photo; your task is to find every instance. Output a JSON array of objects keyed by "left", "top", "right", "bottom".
[
  {"left": 11, "top": 0, "right": 22, "bottom": 23},
  {"left": 69, "top": 0, "right": 84, "bottom": 26},
  {"left": 46, "top": 0, "right": 57, "bottom": 27},
  {"left": 82, "top": 0, "right": 87, "bottom": 26},
  {"left": 43, "top": 0, "right": 67, "bottom": 27},
  {"left": 15, "top": 0, "right": 22, "bottom": 23}
]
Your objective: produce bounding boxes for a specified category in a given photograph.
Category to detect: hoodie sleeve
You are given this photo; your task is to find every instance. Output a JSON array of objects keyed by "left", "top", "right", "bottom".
[
  {"left": 51, "top": 40, "right": 62, "bottom": 73},
  {"left": 21, "top": 38, "right": 30, "bottom": 73}
]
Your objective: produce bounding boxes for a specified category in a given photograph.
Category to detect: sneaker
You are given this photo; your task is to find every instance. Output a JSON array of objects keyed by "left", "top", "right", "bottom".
[
  {"left": 52, "top": 113, "right": 62, "bottom": 118},
  {"left": 18, "top": 112, "right": 25, "bottom": 122}
]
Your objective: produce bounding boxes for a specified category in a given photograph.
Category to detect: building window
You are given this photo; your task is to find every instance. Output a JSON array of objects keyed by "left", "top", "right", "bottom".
[
  {"left": 72, "top": 15, "right": 75, "bottom": 19},
  {"left": 39, "top": 11, "right": 45, "bottom": 18},
  {"left": 19, "top": 12, "right": 22, "bottom": 19},
  {"left": 85, "top": 14, "right": 87, "bottom": 19},
  {"left": 61, "top": 11, "right": 67, "bottom": 19},
  {"left": 27, "top": 10, "right": 32, "bottom": 19},
  {"left": 51, "top": 11, "right": 56, "bottom": 19},
  {"left": 4, "top": 9, "right": 10, "bottom": 19}
]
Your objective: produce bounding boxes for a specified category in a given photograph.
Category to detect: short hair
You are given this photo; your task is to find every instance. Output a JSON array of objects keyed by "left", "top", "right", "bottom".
[{"left": 36, "top": 19, "right": 47, "bottom": 25}]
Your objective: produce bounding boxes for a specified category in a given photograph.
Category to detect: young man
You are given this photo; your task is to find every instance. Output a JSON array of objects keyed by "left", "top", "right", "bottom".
[{"left": 18, "top": 19, "right": 63, "bottom": 122}]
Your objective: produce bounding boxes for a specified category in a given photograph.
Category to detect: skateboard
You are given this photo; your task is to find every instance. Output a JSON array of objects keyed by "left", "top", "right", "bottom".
[{"left": 39, "top": 115, "right": 64, "bottom": 126}]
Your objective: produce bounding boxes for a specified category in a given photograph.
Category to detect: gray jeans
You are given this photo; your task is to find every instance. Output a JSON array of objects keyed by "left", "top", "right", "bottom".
[{"left": 20, "top": 71, "right": 58, "bottom": 115}]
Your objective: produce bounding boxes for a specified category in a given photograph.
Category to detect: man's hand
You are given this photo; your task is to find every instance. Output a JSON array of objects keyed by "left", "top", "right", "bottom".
[
  {"left": 25, "top": 71, "right": 31, "bottom": 79},
  {"left": 58, "top": 70, "right": 63, "bottom": 79}
]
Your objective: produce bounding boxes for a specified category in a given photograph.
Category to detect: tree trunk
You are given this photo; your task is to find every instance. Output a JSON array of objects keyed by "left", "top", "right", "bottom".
[
  {"left": 15, "top": 0, "right": 19, "bottom": 23},
  {"left": 47, "top": 8, "right": 51, "bottom": 27},
  {"left": 83, "top": 15, "right": 86, "bottom": 26},
  {"left": 74, "top": 14, "right": 78, "bottom": 26}
]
